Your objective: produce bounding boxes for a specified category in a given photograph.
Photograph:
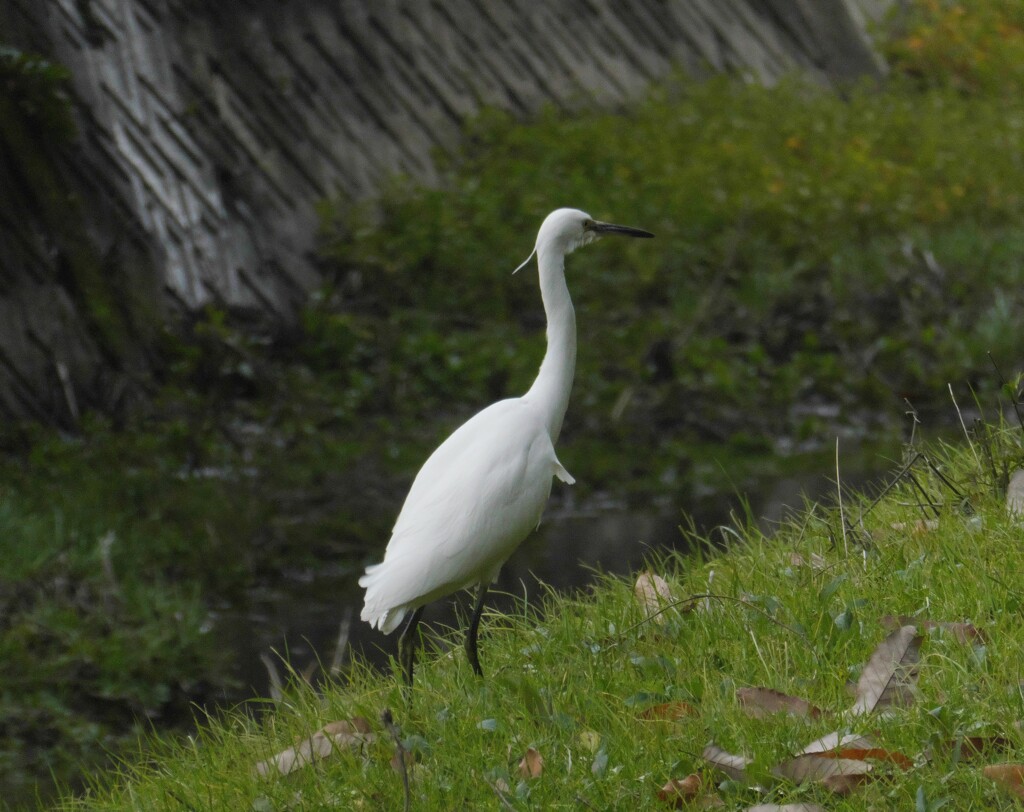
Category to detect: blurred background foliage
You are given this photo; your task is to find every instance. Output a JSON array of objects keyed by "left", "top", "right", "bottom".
[
  {"left": 4, "top": 0, "right": 1024, "bottom": 805},
  {"left": 315, "top": 0, "right": 1024, "bottom": 473}
]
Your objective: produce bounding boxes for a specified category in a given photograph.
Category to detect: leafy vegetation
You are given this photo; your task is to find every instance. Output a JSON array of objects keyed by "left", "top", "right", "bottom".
[
  {"left": 55, "top": 418, "right": 1024, "bottom": 810},
  {"left": 885, "top": 0, "right": 1024, "bottom": 94},
  {"left": 316, "top": 0, "right": 1024, "bottom": 484}
]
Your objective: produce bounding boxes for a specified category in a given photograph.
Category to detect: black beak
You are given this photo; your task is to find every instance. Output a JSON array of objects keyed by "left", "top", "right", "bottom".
[{"left": 590, "top": 221, "right": 654, "bottom": 238}]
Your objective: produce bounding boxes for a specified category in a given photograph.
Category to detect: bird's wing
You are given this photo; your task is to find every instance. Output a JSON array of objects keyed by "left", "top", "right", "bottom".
[{"left": 375, "top": 398, "right": 563, "bottom": 597}]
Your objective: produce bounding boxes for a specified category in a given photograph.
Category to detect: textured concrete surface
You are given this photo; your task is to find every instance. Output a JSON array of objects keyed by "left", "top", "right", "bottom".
[{"left": 0, "top": 0, "right": 889, "bottom": 422}]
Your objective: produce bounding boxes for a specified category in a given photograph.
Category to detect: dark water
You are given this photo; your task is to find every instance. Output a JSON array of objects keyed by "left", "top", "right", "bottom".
[{"left": 213, "top": 442, "right": 890, "bottom": 696}]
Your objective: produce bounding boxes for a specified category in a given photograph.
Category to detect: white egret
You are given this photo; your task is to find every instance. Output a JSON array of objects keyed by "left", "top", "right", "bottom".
[{"left": 360, "top": 208, "right": 654, "bottom": 684}]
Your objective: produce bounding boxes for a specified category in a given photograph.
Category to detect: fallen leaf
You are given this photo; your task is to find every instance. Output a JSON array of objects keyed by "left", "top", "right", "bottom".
[
  {"left": 820, "top": 769, "right": 875, "bottom": 795},
  {"left": 984, "top": 763, "right": 1024, "bottom": 800},
  {"left": 747, "top": 804, "right": 826, "bottom": 812},
  {"left": 255, "top": 717, "right": 373, "bottom": 776},
  {"left": 879, "top": 615, "right": 986, "bottom": 645},
  {"left": 1006, "top": 469, "right": 1024, "bottom": 515},
  {"left": 640, "top": 701, "right": 699, "bottom": 721},
  {"left": 932, "top": 620, "right": 986, "bottom": 645},
  {"left": 818, "top": 747, "right": 913, "bottom": 770},
  {"left": 326, "top": 718, "right": 372, "bottom": 735},
  {"left": 931, "top": 735, "right": 1014, "bottom": 762},
  {"left": 657, "top": 774, "right": 702, "bottom": 805},
  {"left": 736, "top": 687, "right": 822, "bottom": 720},
  {"left": 851, "top": 625, "right": 922, "bottom": 716},
  {"left": 390, "top": 749, "right": 415, "bottom": 773},
  {"left": 774, "top": 755, "right": 873, "bottom": 784},
  {"left": 703, "top": 743, "right": 752, "bottom": 781},
  {"left": 518, "top": 746, "right": 543, "bottom": 779},
  {"left": 800, "top": 731, "right": 876, "bottom": 755},
  {"left": 635, "top": 571, "right": 674, "bottom": 621}
]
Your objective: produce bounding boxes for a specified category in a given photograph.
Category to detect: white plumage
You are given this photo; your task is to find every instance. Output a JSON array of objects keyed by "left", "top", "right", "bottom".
[
  {"left": 359, "top": 208, "right": 653, "bottom": 682},
  {"left": 360, "top": 399, "right": 574, "bottom": 634}
]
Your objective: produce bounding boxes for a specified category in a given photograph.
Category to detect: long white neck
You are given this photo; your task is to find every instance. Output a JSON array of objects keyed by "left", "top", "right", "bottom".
[{"left": 524, "top": 245, "right": 576, "bottom": 444}]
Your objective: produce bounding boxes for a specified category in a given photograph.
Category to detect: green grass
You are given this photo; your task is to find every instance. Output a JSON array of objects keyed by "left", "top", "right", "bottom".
[{"left": 54, "top": 420, "right": 1024, "bottom": 810}]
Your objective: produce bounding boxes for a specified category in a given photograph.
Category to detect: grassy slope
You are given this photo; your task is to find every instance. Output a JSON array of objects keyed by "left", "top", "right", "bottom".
[{"left": 59, "top": 421, "right": 1024, "bottom": 810}]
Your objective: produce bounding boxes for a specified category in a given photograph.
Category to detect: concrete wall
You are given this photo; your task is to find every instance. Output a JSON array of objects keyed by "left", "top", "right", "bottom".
[{"left": 0, "top": 0, "right": 889, "bottom": 423}]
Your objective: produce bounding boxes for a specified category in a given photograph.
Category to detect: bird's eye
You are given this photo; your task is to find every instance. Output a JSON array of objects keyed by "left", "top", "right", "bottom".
[{"left": 583, "top": 219, "right": 594, "bottom": 230}]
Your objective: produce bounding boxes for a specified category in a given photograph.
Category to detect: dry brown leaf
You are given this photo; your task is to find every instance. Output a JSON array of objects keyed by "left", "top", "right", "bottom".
[
  {"left": 1007, "top": 469, "right": 1024, "bottom": 515},
  {"left": 851, "top": 625, "right": 922, "bottom": 716},
  {"left": 800, "top": 731, "right": 876, "bottom": 755},
  {"left": 703, "top": 743, "right": 752, "bottom": 781},
  {"left": 747, "top": 804, "right": 826, "bottom": 812},
  {"left": 774, "top": 755, "right": 872, "bottom": 784},
  {"left": 640, "top": 701, "right": 699, "bottom": 721},
  {"left": 518, "top": 747, "right": 544, "bottom": 779},
  {"left": 818, "top": 747, "right": 913, "bottom": 770},
  {"left": 879, "top": 615, "right": 987, "bottom": 645},
  {"left": 984, "top": 763, "right": 1024, "bottom": 800},
  {"left": 657, "top": 774, "right": 702, "bottom": 806},
  {"left": 390, "top": 749, "right": 415, "bottom": 773},
  {"left": 932, "top": 735, "right": 1014, "bottom": 762},
  {"left": 325, "top": 717, "right": 372, "bottom": 736},
  {"left": 255, "top": 717, "right": 373, "bottom": 776},
  {"left": 821, "top": 770, "right": 875, "bottom": 795},
  {"left": 635, "top": 571, "right": 674, "bottom": 621},
  {"left": 736, "top": 687, "right": 822, "bottom": 720}
]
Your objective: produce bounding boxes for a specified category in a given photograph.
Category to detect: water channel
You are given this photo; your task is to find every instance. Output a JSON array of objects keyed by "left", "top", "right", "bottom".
[{"left": 214, "top": 437, "right": 898, "bottom": 696}]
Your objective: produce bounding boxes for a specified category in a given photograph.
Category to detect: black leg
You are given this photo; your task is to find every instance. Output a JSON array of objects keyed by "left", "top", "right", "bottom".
[
  {"left": 465, "top": 583, "right": 489, "bottom": 678},
  {"left": 398, "top": 606, "right": 425, "bottom": 686}
]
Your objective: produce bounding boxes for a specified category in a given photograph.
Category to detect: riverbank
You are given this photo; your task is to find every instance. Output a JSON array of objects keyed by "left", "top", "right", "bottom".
[
  {"left": 55, "top": 420, "right": 1024, "bottom": 809},
  {"left": 6, "top": 1, "right": 1024, "bottom": 804}
]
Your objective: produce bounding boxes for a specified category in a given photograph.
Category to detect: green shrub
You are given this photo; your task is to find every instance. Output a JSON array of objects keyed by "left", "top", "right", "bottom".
[{"left": 317, "top": 66, "right": 1024, "bottom": 485}]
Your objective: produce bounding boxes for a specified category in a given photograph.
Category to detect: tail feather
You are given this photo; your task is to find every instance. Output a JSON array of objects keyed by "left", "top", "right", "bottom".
[{"left": 360, "top": 562, "right": 409, "bottom": 634}]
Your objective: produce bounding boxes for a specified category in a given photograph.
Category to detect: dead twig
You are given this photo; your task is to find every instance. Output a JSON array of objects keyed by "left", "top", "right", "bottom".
[
  {"left": 921, "top": 454, "right": 965, "bottom": 501},
  {"left": 259, "top": 652, "right": 284, "bottom": 704},
  {"left": 904, "top": 398, "right": 921, "bottom": 449},
  {"left": 857, "top": 452, "right": 923, "bottom": 522},
  {"left": 905, "top": 470, "right": 942, "bottom": 519},
  {"left": 836, "top": 438, "right": 848, "bottom": 557},
  {"left": 949, "top": 383, "right": 981, "bottom": 468},
  {"left": 330, "top": 606, "right": 353, "bottom": 677}
]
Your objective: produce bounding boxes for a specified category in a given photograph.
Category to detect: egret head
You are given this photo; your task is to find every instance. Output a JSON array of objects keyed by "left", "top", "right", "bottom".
[{"left": 514, "top": 208, "right": 653, "bottom": 273}]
